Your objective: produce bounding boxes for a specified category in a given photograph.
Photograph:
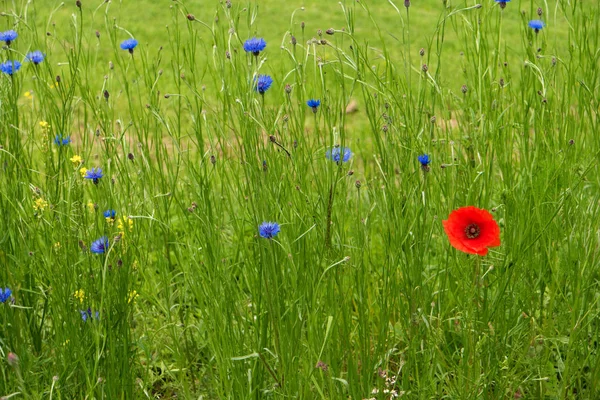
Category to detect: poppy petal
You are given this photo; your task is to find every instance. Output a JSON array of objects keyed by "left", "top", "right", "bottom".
[{"left": 443, "top": 206, "right": 501, "bottom": 256}]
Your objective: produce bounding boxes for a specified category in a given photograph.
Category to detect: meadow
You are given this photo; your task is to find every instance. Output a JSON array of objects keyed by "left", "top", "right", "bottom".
[{"left": 1, "top": 0, "right": 599, "bottom": 398}]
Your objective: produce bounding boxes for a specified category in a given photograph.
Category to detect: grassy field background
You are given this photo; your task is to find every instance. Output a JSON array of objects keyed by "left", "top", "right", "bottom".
[{"left": 1, "top": 0, "right": 599, "bottom": 399}]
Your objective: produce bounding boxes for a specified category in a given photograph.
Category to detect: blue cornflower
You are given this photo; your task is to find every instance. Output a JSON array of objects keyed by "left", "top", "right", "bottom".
[
  {"left": 307, "top": 99, "right": 321, "bottom": 113},
  {"left": 54, "top": 134, "right": 71, "bottom": 146},
  {"left": 0, "top": 30, "right": 18, "bottom": 45},
  {"left": 0, "top": 60, "right": 21, "bottom": 76},
  {"left": 529, "top": 20, "right": 545, "bottom": 32},
  {"left": 326, "top": 146, "right": 352, "bottom": 163},
  {"left": 120, "top": 38, "right": 138, "bottom": 53},
  {"left": 259, "top": 222, "right": 280, "bottom": 239},
  {"left": 80, "top": 308, "right": 100, "bottom": 322},
  {"left": 495, "top": 0, "right": 510, "bottom": 8},
  {"left": 103, "top": 209, "right": 116, "bottom": 219},
  {"left": 418, "top": 154, "right": 431, "bottom": 172},
  {"left": 90, "top": 236, "right": 109, "bottom": 254},
  {"left": 255, "top": 75, "right": 273, "bottom": 94},
  {"left": 0, "top": 288, "right": 12, "bottom": 303},
  {"left": 26, "top": 51, "right": 45, "bottom": 65},
  {"left": 243, "top": 37, "right": 267, "bottom": 56},
  {"left": 84, "top": 167, "right": 104, "bottom": 184},
  {"left": 418, "top": 154, "right": 430, "bottom": 166}
]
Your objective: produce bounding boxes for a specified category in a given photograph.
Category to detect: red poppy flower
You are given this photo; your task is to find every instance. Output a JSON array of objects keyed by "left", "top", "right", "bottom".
[{"left": 442, "top": 206, "right": 501, "bottom": 256}]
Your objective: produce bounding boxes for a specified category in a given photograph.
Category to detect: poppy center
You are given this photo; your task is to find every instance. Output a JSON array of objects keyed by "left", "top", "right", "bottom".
[{"left": 465, "top": 223, "right": 480, "bottom": 239}]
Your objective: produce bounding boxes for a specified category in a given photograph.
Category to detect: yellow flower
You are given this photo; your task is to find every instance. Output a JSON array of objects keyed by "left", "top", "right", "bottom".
[
  {"left": 105, "top": 217, "right": 114, "bottom": 226},
  {"left": 127, "top": 290, "right": 138, "bottom": 304},
  {"left": 53, "top": 242, "right": 61, "bottom": 251},
  {"left": 74, "top": 289, "right": 85, "bottom": 304},
  {"left": 117, "top": 216, "right": 134, "bottom": 237},
  {"left": 33, "top": 197, "right": 48, "bottom": 212},
  {"left": 39, "top": 121, "right": 50, "bottom": 131},
  {"left": 79, "top": 167, "right": 88, "bottom": 178},
  {"left": 87, "top": 202, "right": 95, "bottom": 213},
  {"left": 70, "top": 155, "right": 83, "bottom": 166},
  {"left": 24, "top": 90, "right": 32, "bottom": 98}
]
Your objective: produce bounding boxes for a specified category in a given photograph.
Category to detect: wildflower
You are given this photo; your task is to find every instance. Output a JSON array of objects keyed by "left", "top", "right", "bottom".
[
  {"left": 307, "top": 99, "right": 321, "bottom": 113},
  {"left": 259, "top": 222, "right": 280, "bottom": 239},
  {"left": 128, "top": 290, "right": 138, "bottom": 304},
  {"left": 0, "top": 288, "right": 12, "bottom": 303},
  {"left": 74, "top": 289, "right": 85, "bottom": 304},
  {"left": 39, "top": 121, "right": 50, "bottom": 131},
  {"left": 26, "top": 51, "right": 45, "bottom": 65},
  {"left": 326, "top": 146, "right": 352, "bottom": 163},
  {"left": 24, "top": 90, "right": 33, "bottom": 98},
  {"left": 495, "top": 0, "right": 510, "bottom": 9},
  {"left": 255, "top": 74, "right": 273, "bottom": 94},
  {"left": 70, "top": 155, "right": 83, "bottom": 166},
  {"left": 54, "top": 134, "right": 71, "bottom": 146},
  {"left": 0, "top": 60, "right": 21, "bottom": 76},
  {"left": 0, "top": 30, "right": 18, "bottom": 45},
  {"left": 87, "top": 201, "right": 95, "bottom": 212},
  {"left": 80, "top": 308, "right": 100, "bottom": 322},
  {"left": 84, "top": 167, "right": 103, "bottom": 184},
  {"left": 53, "top": 242, "right": 61, "bottom": 251},
  {"left": 7, "top": 353, "right": 18, "bottom": 367},
  {"left": 117, "top": 216, "right": 133, "bottom": 237},
  {"left": 104, "top": 209, "right": 116, "bottom": 225},
  {"left": 243, "top": 37, "right": 267, "bottom": 56},
  {"left": 418, "top": 154, "right": 431, "bottom": 172},
  {"left": 103, "top": 209, "right": 116, "bottom": 219},
  {"left": 90, "top": 236, "right": 109, "bottom": 254},
  {"left": 528, "top": 20, "right": 545, "bottom": 33},
  {"left": 33, "top": 197, "right": 49, "bottom": 213},
  {"left": 442, "top": 206, "right": 501, "bottom": 256},
  {"left": 120, "top": 38, "right": 138, "bottom": 54}
]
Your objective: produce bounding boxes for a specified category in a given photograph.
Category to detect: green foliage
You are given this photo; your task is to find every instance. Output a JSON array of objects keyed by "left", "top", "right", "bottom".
[{"left": 0, "top": 0, "right": 599, "bottom": 398}]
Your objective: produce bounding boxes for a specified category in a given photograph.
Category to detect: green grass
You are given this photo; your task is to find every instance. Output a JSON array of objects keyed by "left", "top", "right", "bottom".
[{"left": 1, "top": 0, "right": 600, "bottom": 398}]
